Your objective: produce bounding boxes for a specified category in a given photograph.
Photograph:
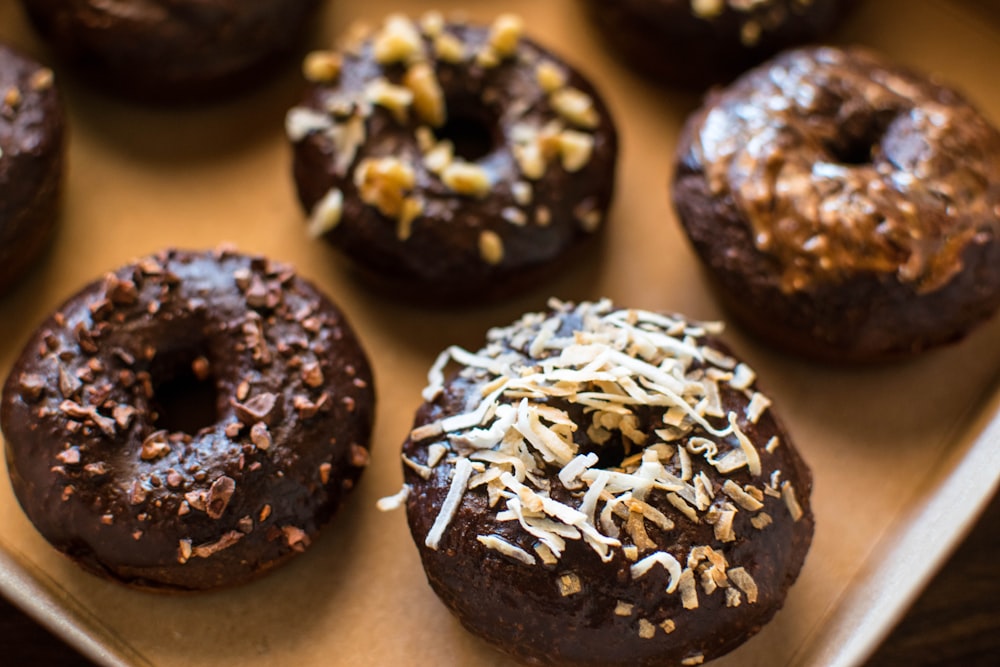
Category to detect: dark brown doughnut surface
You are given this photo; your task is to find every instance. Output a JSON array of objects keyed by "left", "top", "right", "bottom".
[
  {"left": 395, "top": 299, "right": 814, "bottom": 666},
  {"left": 1, "top": 248, "right": 375, "bottom": 591},
  {"left": 0, "top": 43, "right": 64, "bottom": 294},
  {"left": 20, "top": 0, "right": 320, "bottom": 102},
  {"left": 581, "top": 0, "right": 855, "bottom": 89},
  {"left": 673, "top": 46, "right": 1000, "bottom": 362},
  {"left": 287, "top": 12, "right": 618, "bottom": 305}
]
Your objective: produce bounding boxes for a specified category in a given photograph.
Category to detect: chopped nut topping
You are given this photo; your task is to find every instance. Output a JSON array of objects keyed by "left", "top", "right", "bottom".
[
  {"left": 558, "top": 130, "right": 595, "bottom": 172},
  {"left": 404, "top": 62, "right": 446, "bottom": 127},
  {"left": 319, "top": 462, "right": 332, "bottom": 484},
  {"left": 488, "top": 14, "right": 523, "bottom": 58},
  {"left": 192, "top": 531, "right": 243, "bottom": 558},
  {"left": 373, "top": 14, "right": 423, "bottom": 65},
  {"left": 691, "top": 0, "right": 725, "bottom": 19},
  {"left": 28, "top": 68, "right": 54, "bottom": 92},
  {"left": 206, "top": 476, "right": 236, "bottom": 519},
  {"left": 140, "top": 430, "right": 171, "bottom": 461},
  {"left": 365, "top": 78, "right": 413, "bottom": 124},
  {"left": 282, "top": 525, "right": 311, "bottom": 552},
  {"left": 475, "top": 47, "right": 500, "bottom": 69},
  {"left": 178, "top": 539, "right": 193, "bottom": 564},
  {"left": 250, "top": 422, "right": 272, "bottom": 451},
  {"left": 397, "top": 196, "right": 425, "bottom": 240},
  {"left": 434, "top": 33, "right": 466, "bottom": 63},
  {"left": 233, "top": 392, "right": 278, "bottom": 425},
  {"left": 351, "top": 443, "right": 371, "bottom": 467},
  {"left": 441, "top": 161, "right": 492, "bottom": 197},
  {"left": 478, "top": 230, "right": 505, "bottom": 265},
  {"left": 638, "top": 618, "right": 656, "bottom": 639},
  {"left": 307, "top": 188, "right": 344, "bottom": 238},
  {"left": 661, "top": 619, "right": 676, "bottom": 634},
  {"left": 3, "top": 86, "right": 21, "bottom": 109},
  {"left": 536, "top": 61, "right": 567, "bottom": 93},
  {"left": 512, "top": 181, "right": 532, "bottom": 206},
  {"left": 355, "top": 157, "right": 417, "bottom": 218},
  {"left": 681, "top": 655, "right": 705, "bottom": 666},
  {"left": 259, "top": 504, "right": 272, "bottom": 522},
  {"left": 551, "top": 88, "right": 600, "bottom": 129},
  {"left": 419, "top": 10, "right": 445, "bottom": 37},
  {"left": 302, "top": 361, "right": 324, "bottom": 387},
  {"left": 56, "top": 447, "right": 81, "bottom": 465},
  {"left": 302, "top": 50, "right": 342, "bottom": 83},
  {"left": 614, "top": 601, "right": 634, "bottom": 616},
  {"left": 557, "top": 572, "right": 582, "bottom": 596}
]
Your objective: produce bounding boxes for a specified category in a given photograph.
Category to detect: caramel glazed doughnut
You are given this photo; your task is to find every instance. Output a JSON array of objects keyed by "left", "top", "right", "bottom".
[
  {"left": 1, "top": 249, "right": 375, "bottom": 591},
  {"left": 673, "top": 46, "right": 1000, "bottom": 361},
  {"left": 384, "top": 300, "right": 814, "bottom": 666},
  {"left": 287, "top": 13, "right": 618, "bottom": 304},
  {"left": 0, "top": 44, "right": 64, "bottom": 294}
]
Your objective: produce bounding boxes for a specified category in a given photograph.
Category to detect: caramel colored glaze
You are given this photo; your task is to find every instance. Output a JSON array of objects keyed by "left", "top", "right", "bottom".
[
  {"left": 581, "top": 0, "right": 854, "bottom": 89},
  {"left": 673, "top": 46, "right": 1000, "bottom": 361},
  {"left": 0, "top": 43, "right": 64, "bottom": 294},
  {"left": 289, "top": 16, "right": 618, "bottom": 305},
  {"left": 0, "top": 249, "right": 375, "bottom": 592},
  {"left": 21, "top": 0, "right": 319, "bottom": 102},
  {"left": 402, "top": 302, "right": 813, "bottom": 666}
]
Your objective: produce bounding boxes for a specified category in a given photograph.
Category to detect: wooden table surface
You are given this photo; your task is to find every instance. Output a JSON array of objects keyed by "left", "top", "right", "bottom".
[{"left": 1, "top": 489, "right": 997, "bottom": 665}]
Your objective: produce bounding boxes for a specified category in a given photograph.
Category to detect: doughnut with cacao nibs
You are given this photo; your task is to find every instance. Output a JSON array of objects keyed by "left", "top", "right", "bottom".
[
  {"left": 287, "top": 12, "right": 618, "bottom": 304},
  {"left": 387, "top": 299, "right": 814, "bottom": 666},
  {"left": 0, "top": 43, "right": 64, "bottom": 294},
  {"left": 1, "top": 248, "right": 375, "bottom": 591}
]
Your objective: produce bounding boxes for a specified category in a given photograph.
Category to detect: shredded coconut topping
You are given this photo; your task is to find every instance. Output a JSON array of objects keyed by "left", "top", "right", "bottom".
[{"left": 401, "top": 300, "right": 800, "bottom": 617}]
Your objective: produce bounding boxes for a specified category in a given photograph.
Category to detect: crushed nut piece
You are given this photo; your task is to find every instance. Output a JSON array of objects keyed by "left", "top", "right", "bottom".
[
  {"left": 302, "top": 50, "right": 342, "bottom": 83},
  {"left": 373, "top": 14, "right": 423, "bottom": 65},
  {"left": 488, "top": 14, "right": 523, "bottom": 58},
  {"left": 557, "top": 572, "right": 582, "bottom": 596},
  {"left": 551, "top": 88, "right": 600, "bottom": 129},
  {"left": 441, "top": 161, "right": 491, "bottom": 197},
  {"left": 536, "top": 61, "right": 567, "bottom": 93},
  {"left": 478, "top": 230, "right": 505, "bottom": 265},
  {"left": 355, "top": 157, "right": 417, "bottom": 218},
  {"left": 365, "top": 78, "right": 413, "bottom": 124},
  {"left": 434, "top": 33, "right": 466, "bottom": 63},
  {"left": 405, "top": 62, "right": 446, "bottom": 127},
  {"left": 307, "top": 188, "right": 344, "bottom": 238}
]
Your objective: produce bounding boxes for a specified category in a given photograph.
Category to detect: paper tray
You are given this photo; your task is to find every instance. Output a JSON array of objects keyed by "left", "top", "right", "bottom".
[{"left": 1, "top": 1, "right": 998, "bottom": 665}]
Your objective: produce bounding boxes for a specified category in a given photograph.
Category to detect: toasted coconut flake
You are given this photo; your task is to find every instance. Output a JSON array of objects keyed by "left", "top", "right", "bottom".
[
  {"left": 402, "top": 454, "right": 433, "bottom": 479},
  {"left": 729, "top": 413, "right": 762, "bottom": 476},
  {"left": 722, "top": 479, "right": 764, "bottom": 511},
  {"left": 713, "top": 507, "right": 737, "bottom": 542},
  {"left": 745, "top": 392, "right": 771, "bottom": 424},
  {"left": 376, "top": 485, "right": 410, "bottom": 511},
  {"left": 425, "top": 458, "right": 474, "bottom": 549},
  {"left": 781, "top": 481, "right": 804, "bottom": 521},
  {"left": 765, "top": 436, "right": 781, "bottom": 453},
  {"left": 631, "top": 551, "right": 683, "bottom": 593},
  {"left": 667, "top": 493, "right": 699, "bottom": 524},
  {"left": 615, "top": 601, "right": 634, "bottom": 616},
  {"left": 678, "top": 568, "right": 699, "bottom": 609},
  {"left": 750, "top": 512, "right": 773, "bottom": 530},
  {"left": 534, "top": 542, "right": 558, "bottom": 565},
  {"left": 728, "top": 566, "right": 759, "bottom": 603},
  {"left": 730, "top": 363, "right": 756, "bottom": 390},
  {"left": 478, "top": 534, "right": 535, "bottom": 564},
  {"left": 557, "top": 572, "right": 582, "bottom": 596}
]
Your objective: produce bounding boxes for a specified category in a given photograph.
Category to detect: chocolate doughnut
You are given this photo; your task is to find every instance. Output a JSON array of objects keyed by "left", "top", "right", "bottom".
[
  {"left": 1, "top": 249, "right": 375, "bottom": 591},
  {"left": 673, "top": 46, "right": 1000, "bottom": 361},
  {"left": 581, "top": 0, "right": 855, "bottom": 89},
  {"left": 390, "top": 299, "right": 813, "bottom": 666},
  {"left": 287, "top": 12, "right": 618, "bottom": 304},
  {"left": 21, "top": 0, "right": 320, "bottom": 102},
  {"left": 0, "top": 43, "right": 64, "bottom": 294}
]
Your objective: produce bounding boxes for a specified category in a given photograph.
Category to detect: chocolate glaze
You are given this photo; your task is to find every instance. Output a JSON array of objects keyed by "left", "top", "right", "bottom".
[
  {"left": 582, "top": 0, "right": 855, "bottom": 89},
  {"left": 401, "top": 301, "right": 813, "bottom": 666},
  {"left": 1, "top": 249, "right": 376, "bottom": 591},
  {"left": 0, "top": 43, "right": 64, "bottom": 294},
  {"left": 289, "top": 15, "right": 618, "bottom": 305},
  {"left": 673, "top": 46, "right": 1000, "bottom": 361},
  {"left": 21, "top": 0, "right": 319, "bottom": 102}
]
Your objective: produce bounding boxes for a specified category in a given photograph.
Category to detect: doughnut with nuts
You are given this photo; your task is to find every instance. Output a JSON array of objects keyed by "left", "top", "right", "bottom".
[
  {"left": 581, "top": 0, "right": 856, "bottom": 89},
  {"left": 673, "top": 46, "right": 1000, "bottom": 361},
  {"left": 384, "top": 299, "right": 813, "bottom": 666},
  {"left": 287, "top": 12, "right": 618, "bottom": 304},
  {"left": 0, "top": 43, "right": 63, "bottom": 294},
  {"left": 1, "top": 248, "right": 375, "bottom": 591},
  {"left": 20, "top": 0, "right": 320, "bottom": 102}
]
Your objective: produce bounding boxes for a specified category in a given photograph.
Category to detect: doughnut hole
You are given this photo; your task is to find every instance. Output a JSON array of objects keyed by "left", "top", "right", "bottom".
[
  {"left": 823, "top": 108, "right": 898, "bottom": 166},
  {"left": 434, "top": 107, "right": 500, "bottom": 162},
  {"left": 149, "top": 345, "right": 220, "bottom": 436}
]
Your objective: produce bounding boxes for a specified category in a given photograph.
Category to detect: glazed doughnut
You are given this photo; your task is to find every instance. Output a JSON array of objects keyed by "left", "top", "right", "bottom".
[
  {"left": 1, "top": 249, "right": 375, "bottom": 591},
  {"left": 390, "top": 299, "right": 814, "bottom": 666},
  {"left": 581, "top": 0, "right": 855, "bottom": 88},
  {"left": 287, "top": 12, "right": 618, "bottom": 304},
  {"left": 21, "top": 0, "right": 320, "bottom": 102},
  {"left": 673, "top": 46, "right": 1000, "bottom": 361},
  {"left": 0, "top": 43, "right": 64, "bottom": 294}
]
